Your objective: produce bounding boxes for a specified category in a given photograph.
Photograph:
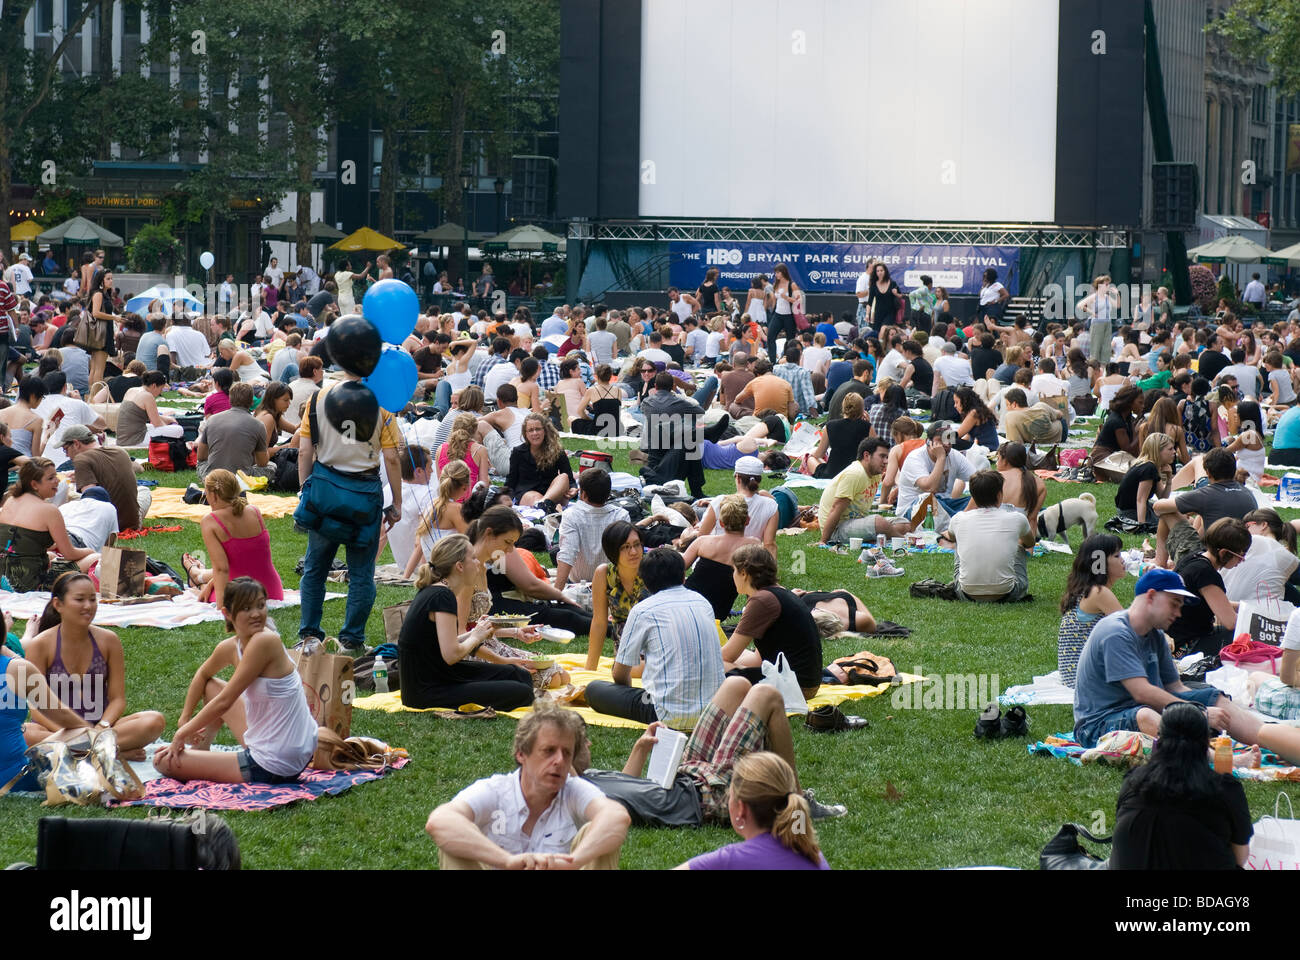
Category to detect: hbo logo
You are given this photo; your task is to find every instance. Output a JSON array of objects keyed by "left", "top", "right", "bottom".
[{"left": 706, "top": 248, "right": 743, "bottom": 265}]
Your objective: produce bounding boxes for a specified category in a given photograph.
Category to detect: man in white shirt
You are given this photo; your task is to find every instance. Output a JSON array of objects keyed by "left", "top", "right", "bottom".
[
  {"left": 218, "top": 275, "right": 235, "bottom": 313},
  {"left": 636, "top": 332, "right": 673, "bottom": 367},
  {"left": 1215, "top": 349, "right": 1263, "bottom": 400},
  {"left": 945, "top": 470, "right": 1035, "bottom": 601},
  {"left": 896, "top": 421, "right": 977, "bottom": 534},
  {"left": 264, "top": 257, "right": 284, "bottom": 289},
  {"left": 667, "top": 287, "right": 698, "bottom": 323},
  {"left": 932, "top": 341, "right": 974, "bottom": 391},
  {"left": 166, "top": 319, "right": 214, "bottom": 369},
  {"left": 297, "top": 265, "right": 320, "bottom": 296},
  {"left": 855, "top": 265, "right": 873, "bottom": 327},
  {"left": 876, "top": 337, "right": 908, "bottom": 384},
  {"left": 554, "top": 469, "right": 630, "bottom": 589},
  {"left": 540, "top": 305, "right": 569, "bottom": 339},
  {"left": 59, "top": 486, "right": 120, "bottom": 552},
  {"left": 683, "top": 317, "right": 710, "bottom": 367},
  {"left": 62, "top": 275, "right": 80, "bottom": 297},
  {"left": 38, "top": 373, "right": 106, "bottom": 450},
  {"left": 483, "top": 351, "right": 522, "bottom": 401},
  {"left": 426, "top": 701, "right": 630, "bottom": 870},
  {"left": 10, "top": 254, "right": 34, "bottom": 297},
  {"left": 1243, "top": 272, "right": 1267, "bottom": 310},
  {"left": 1030, "top": 357, "right": 1069, "bottom": 398}
]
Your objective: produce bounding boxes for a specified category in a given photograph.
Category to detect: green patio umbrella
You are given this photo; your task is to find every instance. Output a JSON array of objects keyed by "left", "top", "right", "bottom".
[
  {"left": 261, "top": 219, "right": 346, "bottom": 240},
  {"left": 36, "top": 216, "right": 124, "bottom": 246}
]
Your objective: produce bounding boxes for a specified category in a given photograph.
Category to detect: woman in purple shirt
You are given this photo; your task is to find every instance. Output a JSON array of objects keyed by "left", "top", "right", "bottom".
[{"left": 681, "top": 752, "right": 830, "bottom": 870}]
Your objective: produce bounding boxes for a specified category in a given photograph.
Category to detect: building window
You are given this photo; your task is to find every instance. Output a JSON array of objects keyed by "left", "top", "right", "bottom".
[
  {"left": 35, "top": 0, "right": 53, "bottom": 35},
  {"left": 1253, "top": 85, "right": 1269, "bottom": 125},
  {"left": 125, "top": 3, "right": 141, "bottom": 33}
]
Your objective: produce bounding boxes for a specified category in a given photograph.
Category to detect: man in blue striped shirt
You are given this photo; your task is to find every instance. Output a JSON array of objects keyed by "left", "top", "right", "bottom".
[
  {"left": 774, "top": 342, "right": 817, "bottom": 417},
  {"left": 585, "top": 548, "right": 725, "bottom": 729}
]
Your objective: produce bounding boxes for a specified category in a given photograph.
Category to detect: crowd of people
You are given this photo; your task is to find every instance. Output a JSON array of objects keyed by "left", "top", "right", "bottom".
[{"left": 7, "top": 246, "right": 1300, "bottom": 870}]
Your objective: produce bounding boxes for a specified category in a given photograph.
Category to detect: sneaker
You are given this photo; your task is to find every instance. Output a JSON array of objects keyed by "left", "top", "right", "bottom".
[
  {"left": 974, "top": 702, "right": 1003, "bottom": 740},
  {"left": 867, "top": 557, "right": 904, "bottom": 578},
  {"left": 803, "top": 789, "right": 848, "bottom": 820}
]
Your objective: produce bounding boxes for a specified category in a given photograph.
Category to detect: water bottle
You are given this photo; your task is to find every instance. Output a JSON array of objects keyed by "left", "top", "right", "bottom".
[{"left": 373, "top": 656, "right": 389, "bottom": 695}]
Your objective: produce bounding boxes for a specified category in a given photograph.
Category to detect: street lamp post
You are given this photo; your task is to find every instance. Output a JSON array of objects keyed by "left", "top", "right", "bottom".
[
  {"left": 494, "top": 176, "right": 505, "bottom": 233},
  {"left": 460, "top": 170, "right": 473, "bottom": 294}
]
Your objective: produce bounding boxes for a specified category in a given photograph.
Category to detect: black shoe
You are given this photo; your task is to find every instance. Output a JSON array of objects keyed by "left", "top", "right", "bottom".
[
  {"left": 537, "top": 499, "right": 557, "bottom": 515},
  {"left": 703, "top": 414, "right": 730, "bottom": 443},
  {"left": 1000, "top": 705, "right": 1030, "bottom": 738},
  {"left": 974, "top": 702, "right": 1003, "bottom": 740}
]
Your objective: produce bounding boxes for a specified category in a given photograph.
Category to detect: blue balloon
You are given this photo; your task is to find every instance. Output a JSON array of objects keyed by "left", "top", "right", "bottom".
[
  {"left": 363, "top": 348, "right": 418, "bottom": 412},
  {"left": 362, "top": 278, "right": 419, "bottom": 344}
]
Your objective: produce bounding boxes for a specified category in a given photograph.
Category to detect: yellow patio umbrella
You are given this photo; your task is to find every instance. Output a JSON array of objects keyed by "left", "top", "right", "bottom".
[
  {"left": 327, "top": 226, "right": 405, "bottom": 253},
  {"left": 10, "top": 220, "right": 44, "bottom": 242}
]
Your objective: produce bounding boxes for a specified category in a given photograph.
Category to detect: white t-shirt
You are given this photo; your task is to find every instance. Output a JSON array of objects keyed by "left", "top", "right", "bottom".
[
  {"left": 855, "top": 272, "right": 871, "bottom": 305},
  {"left": 1224, "top": 535, "right": 1299, "bottom": 617},
  {"left": 483, "top": 361, "right": 518, "bottom": 402},
  {"left": 265, "top": 266, "right": 284, "bottom": 288},
  {"left": 454, "top": 769, "right": 605, "bottom": 857},
  {"left": 979, "top": 282, "right": 1006, "bottom": 306},
  {"left": 10, "top": 263, "right": 33, "bottom": 296},
  {"left": 949, "top": 506, "right": 1030, "bottom": 596},
  {"left": 933, "top": 354, "right": 974, "bottom": 389},
  {"left": 38, "top": 395, "right": 99, "bottom": 448},
  {"left": 704, "top": 330, "right": 726, "bottom": 360},
  {"left": 385, "top": 479, "right": 432, "bottom": 572},
  {"left": 63, "top": 277, "right": 80, "bottom": 296},
  {"left": 801, "top": 346, "right": 831, "bottom": 374},
  {"left": 1030, "top": 373, "right": 1068, "bottom": 398},
  {"left": 1218, "top": 363, "right": 1261, "bottom": 399},
  {"left": 59, "top": 497, "right": 120, "bottom": 552},
  {"left": 876, "top": 349, "right": 907, "bottom": 384},
  {"left": 637, "top": 348, "right": 672, "bottom": 366},
  {"left": 896, "top": 445, "right": 977, "bottom": 519},
  {"left": 166, "top": 326, "right": 212, "bottom": 367},
  {"left": 670, "top": 299, "right": 692, "bottom": 322}
]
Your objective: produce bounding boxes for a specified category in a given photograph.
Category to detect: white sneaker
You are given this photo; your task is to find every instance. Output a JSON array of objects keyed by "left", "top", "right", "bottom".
[{"left": 867, "top": 558, "right": 905, "bottom": 578}]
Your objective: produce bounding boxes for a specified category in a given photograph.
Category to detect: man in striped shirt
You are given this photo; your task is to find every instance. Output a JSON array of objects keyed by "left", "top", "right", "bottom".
[
  {"left": 774, "top": 342, "right": 817, "bottom": 417},
  {"left": 584, "top": 548, "right": 725, "bottom": 728},
  {"left": 554, "top": 469, "right": 630, "bottom": 590},
  {"left": 471, "top": 336, "right": 513, "bottom": 389}
]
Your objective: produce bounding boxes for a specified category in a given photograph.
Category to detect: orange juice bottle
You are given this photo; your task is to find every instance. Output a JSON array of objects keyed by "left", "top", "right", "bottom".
[{"left": 1213, "top": 735, "right": 1232, "bottom": 774}]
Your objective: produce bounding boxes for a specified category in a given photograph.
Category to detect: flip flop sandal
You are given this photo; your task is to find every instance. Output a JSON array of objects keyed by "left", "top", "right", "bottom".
[
  {"left": 974, "top": 702, "right": 1004, "bottom": 740},
  {"left": 181, "top": 553, "right": 200, "bottom": 588}
]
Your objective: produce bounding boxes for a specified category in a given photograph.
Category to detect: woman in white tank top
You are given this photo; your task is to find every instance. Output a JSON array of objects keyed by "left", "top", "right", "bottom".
[{"left": 154, "top": 578, "right": 320, "bottom": 784}]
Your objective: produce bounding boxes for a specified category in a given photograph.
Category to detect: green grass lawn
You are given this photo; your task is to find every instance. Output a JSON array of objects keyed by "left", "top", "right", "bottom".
[{"left": 1, "top": 419, "right": 1294, "bottom": 869}]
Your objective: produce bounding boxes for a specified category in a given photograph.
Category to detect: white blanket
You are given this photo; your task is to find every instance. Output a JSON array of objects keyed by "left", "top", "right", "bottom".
[
  {"left": 0, "top": 588, "right": 345, "bottom": 630},
  {"left": 998, "top": 670, "right": 1074, "bottom": 707}
]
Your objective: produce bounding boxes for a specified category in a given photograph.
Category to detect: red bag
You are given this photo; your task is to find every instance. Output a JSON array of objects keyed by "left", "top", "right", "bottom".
[
  {"left": 1219, "top": 633, "right": 1284, "bottom": 675},
  {"left": 148, "top": 439, "right": 196, "bottom": 472}
]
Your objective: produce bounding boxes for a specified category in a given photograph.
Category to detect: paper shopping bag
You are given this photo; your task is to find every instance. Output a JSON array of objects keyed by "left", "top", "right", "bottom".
[
  {"left": 292, "top": 645, "right": 354, "bottom": 738},
  {"left": 382, "top": 602, "right": 411, "bottom": 645},
  {"left": 1247, "top": 793, "right": 1300, "bottom": 870},
  {"left": 96, "top": 546, "right": 148, "bottom": 600}
]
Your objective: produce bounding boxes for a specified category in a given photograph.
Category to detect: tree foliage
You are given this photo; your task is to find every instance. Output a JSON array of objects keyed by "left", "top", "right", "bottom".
[{"left": 1211, "top": 0, "right": 1300, "bottom": 98}]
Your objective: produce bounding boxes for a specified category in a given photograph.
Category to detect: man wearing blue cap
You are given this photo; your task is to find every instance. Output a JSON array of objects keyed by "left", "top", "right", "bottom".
[{"left": 1073, "top": 568, "right": 1257, "bottom": 749}]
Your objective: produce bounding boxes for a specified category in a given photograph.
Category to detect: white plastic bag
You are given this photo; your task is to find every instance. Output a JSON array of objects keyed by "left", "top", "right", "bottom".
[
  {"left": 759, "top": 652, "right": 808, "bottom": 715},
  {"left": 1247, "top": 793, "right": 1300, "bottom": 870},
  {"left": 782, "top": 422, "right": 821, "bottom": 459}
]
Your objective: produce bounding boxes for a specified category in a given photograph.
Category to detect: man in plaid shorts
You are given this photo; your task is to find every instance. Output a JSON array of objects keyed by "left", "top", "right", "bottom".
[{"left": 577, "top": 676, "right": 848, "bottom": 824}]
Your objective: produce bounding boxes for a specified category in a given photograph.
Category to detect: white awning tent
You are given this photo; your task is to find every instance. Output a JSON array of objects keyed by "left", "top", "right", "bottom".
[{"left": 1195, "top": 214, "right": 1272, "bottom": 288}]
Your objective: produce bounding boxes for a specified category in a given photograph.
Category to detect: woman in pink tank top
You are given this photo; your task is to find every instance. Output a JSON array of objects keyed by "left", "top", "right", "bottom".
[
  {"left": 435, "top": 412, "right": 488, "bottom": 501},
  {"left": 181, "top": 469, "right": 283, "bottom": 607}
]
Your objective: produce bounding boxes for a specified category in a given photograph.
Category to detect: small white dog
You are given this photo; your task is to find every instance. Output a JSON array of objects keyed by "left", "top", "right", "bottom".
[{"left": 1036, "top": 492, "right": 1097, "bottom": 545}]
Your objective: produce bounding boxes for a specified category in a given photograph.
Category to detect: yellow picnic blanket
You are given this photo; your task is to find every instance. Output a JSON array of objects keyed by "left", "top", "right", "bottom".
[
  {"left": 353, "top": 654, "right": 926, "bottom": 729},
  {"left": 146, "top": 485, "right": 300, "bottom": 520}
]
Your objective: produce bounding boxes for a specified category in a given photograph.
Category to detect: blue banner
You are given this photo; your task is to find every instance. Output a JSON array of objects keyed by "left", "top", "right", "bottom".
[{"left": 668, "top": 242, "right": 1020, "bottom": 296}]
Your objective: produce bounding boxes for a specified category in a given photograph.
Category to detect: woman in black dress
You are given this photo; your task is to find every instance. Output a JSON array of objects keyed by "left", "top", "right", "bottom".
[
  {"left": 867, "top": 263, "right": 902, "bottom": 329},
  {"left": 695, "top": 268, "right": 722, "bottom": 315},
  {"left": 398, "top": 533, "right": 535, "bottom": 710},
  {"left": 85, "top": 267, "right": 119, "bottom": 388}
]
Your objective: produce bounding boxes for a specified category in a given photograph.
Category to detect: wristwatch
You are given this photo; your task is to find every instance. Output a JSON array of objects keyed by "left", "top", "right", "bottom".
[{"left": 96, "top": 720, "right": 110, "bottom": 729}]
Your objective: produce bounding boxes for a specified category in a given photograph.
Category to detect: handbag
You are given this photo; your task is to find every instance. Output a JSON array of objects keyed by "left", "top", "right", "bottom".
[
  {"left": 1219, "top": 633, "right": 1284, "bottom": 675},
  {"left": 148, "top": 438, "right": 196, "bottom": 472},
  {"left": 72, "top": 310, "right": 109, "bottom": 352},
  {"left": 826, "top": 652, "right": 897, "bottom": 685},
  {"left": 7, "top": 727, "right": 144, "bottom": 805},
  {"left": 1247, "top": 792, "right": 1300, "bottom": 870},
  {"left": 1039, "top": 822, "right": 1111, "bottom": 870},
  {"left": 1091, "top": 451, "right": 1135, "bottom": 483},
  {"left": 1071, "top": 395, "right": 1098, "bottom": 416},
  {"left": 758, "top": 652, "right": 808, "bottom": 714},
  {"left": 1026, "top": 444, "right": 1059, "bottom": 471}
]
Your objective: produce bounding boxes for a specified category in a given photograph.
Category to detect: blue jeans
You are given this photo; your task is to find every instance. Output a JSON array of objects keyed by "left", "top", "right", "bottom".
[
  {"left": 433, "top": 379, "right": 454, "bottom": 418},
  {"left": 694, "top": 375, "right": 719, "bottom": 409},
  {"left": 298, "top": 528, "right": 377, "bottom": 650},
  {"left": 279, "top": 363, "right": 298, "bottom": 385}
]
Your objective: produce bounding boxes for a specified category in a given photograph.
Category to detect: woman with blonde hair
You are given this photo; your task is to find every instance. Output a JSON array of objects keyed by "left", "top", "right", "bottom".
[
  {"left": 403, "top": 460, "right": 471, "bottom": 578},
  {"left": 399, "top": 533, "right": 536, "bottom": 709},
  {"left": 681, "top": 752, "right": 828, "bottom": 870},
  {"left": 435, "top": 412, "right": 489, "bottom": 497},
  {"left": 1113, "top": 431, "right": 1175, "bottom": 528},
  {"left": 181, "top": 468, "right": 283, "bottom": 606},
  {"left": 683, "top": 495, "right": 764, "bottom": 621}
]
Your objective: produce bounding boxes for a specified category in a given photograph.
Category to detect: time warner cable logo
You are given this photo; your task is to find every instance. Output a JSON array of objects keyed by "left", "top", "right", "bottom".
[{"left": 50, "top": 891, "right": 151, "bottom": 940}]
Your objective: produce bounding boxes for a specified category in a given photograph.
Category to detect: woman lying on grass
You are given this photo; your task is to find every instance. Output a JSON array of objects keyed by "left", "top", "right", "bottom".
[{"left": 154, "top": 577, "right": 324, "bottom": 784}]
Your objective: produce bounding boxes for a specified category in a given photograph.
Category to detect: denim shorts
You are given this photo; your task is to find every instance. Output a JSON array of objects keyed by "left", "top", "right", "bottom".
[
  {"left": 236, "top": 748, "right": 308, "bottom": 785},
  {"left": 1076, "top": 685, "right": 1226, "bottom": 748}
]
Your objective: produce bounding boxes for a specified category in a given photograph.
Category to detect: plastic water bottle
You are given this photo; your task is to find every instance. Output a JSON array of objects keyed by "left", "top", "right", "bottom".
[{"left": 373, "top": 656, "right": 389, "bottom": 695}]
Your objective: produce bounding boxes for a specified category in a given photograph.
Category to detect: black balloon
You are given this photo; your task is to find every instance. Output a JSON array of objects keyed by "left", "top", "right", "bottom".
[
  {"left": 323, "top": 380, "right": 378, "bottom": 442},
  {"left": 326, "top": 313, "right": 383, "bottom": 378}
]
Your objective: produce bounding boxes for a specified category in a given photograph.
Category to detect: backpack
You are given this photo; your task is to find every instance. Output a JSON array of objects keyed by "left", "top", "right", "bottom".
[{"left": 148, "top": 438, "right": 196, "bottom": 472}]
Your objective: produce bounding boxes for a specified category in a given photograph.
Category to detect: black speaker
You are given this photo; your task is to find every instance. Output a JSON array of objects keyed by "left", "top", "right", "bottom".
[
  {"left": 511, "top": 155, "right": 556, "bottom": 220},
  {"left": 1151, "top": 162, "right": 1198, "bottom": 231}
]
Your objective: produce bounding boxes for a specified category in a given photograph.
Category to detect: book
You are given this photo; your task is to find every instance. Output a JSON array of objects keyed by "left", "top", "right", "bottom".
[{"left": 646, "top": 726, "right": 688, "bottom": 789}]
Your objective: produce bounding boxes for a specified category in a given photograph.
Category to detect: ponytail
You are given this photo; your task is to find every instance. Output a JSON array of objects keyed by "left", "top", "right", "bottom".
[
  {"left": 729, "top": 752, "right": 822, "bottom": 866},
  {"left": 736, "top": 472, "right": 760, "bottom": 494},
  {"left": 420, "top": 460, "right": 469, "bottom": 537},
  {"left": 772, "top": 793, "right": 820, "bottom": 864}
]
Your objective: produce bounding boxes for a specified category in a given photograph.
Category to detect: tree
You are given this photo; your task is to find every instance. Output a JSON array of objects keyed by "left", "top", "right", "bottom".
[
  {"left": 1211, "top": 1, "right": 1300, "bottom": 98},
  {"left": 0, "top": 0, "right": 98, "bottom": 252}
]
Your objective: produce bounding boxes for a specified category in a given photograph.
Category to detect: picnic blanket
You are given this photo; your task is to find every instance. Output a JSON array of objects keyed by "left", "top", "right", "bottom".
[
  {"left": 0, "top": 588, "right": 344, "bottom": 629},
  {"left": 353, "top": 653, "right": 926, "bottom": 729},
  {"left": 146, "top": 485, "right": 300, "bottom": 520},
  {"left": 106, "top": 758, "right": 409, "bottom": 811},
  {"left": 1029, "top": 731, "right": 1300, "bottom": 780}
]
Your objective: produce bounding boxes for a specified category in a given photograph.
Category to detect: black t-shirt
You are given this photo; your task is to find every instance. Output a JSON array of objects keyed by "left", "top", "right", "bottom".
[
  {"left": 736, "top": 586, "right": 823, "bottom": 689},
  {"left": 1114, "top": 460, "right": 1161, "bottom": 513},
  {"left": 398, "top": 584, "right": 463, "bottom": 706},
  {"left": 1095, "top": 412, "right": 1133, "bottom": 451},
  {"left": 1111, "top": 766, "right": 1251, "bottom": 870},
  {"left": 823, "top": 418, "right": 872, "bottom": 477},
  {"left": 413, "top": 347, "right": 443, "bottom": 375},
  {"left": 906, "top": 356, "right": 933, "bottom": 395},
  {"left": 969, "top": 347, "right": 1002, "bottom": 381},
  {"left": 506, "top": 444, "right": 574, "bottom": 501},
  {"left": 1167, "top": 553, "right": 1223, "bottom": 645},
  {"left": 1197, "top": 349, "right": 1230, "bottom": 383},
  {"left": 106, "top": 375, "right": 141, "bottom": 403},
  {"left": 663, "top": 343, "right": 686, "bottom": 365}
]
